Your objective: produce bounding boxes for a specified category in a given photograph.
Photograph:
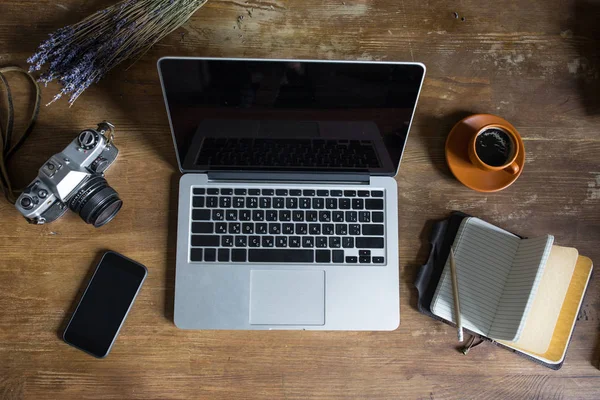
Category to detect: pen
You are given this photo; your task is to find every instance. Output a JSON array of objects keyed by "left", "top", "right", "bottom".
[{"left": 449, "top": 248, "right": 464, "bottom": 342}]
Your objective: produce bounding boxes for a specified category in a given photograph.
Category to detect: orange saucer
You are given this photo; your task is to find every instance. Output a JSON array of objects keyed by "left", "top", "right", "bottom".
[{"left": 445, "top": 114, "right": 525, "bottom": 192}]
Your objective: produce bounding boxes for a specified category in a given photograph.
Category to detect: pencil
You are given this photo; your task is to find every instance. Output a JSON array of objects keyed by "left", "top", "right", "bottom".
[{"left": 449, "top": 248, "right": 464, "bottom": 342}]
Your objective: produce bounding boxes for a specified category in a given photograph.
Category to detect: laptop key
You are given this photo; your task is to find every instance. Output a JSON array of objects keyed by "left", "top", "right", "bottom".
[
  {"left": 358, "top": 190, "right": 370, "bottom": 197},
  {"left": 372, "top": 191, "right": 384, "bottom": 197},
  {"left": 233, "top": 197, "right": 245, "bottom": 208},
  {"left": 207, "top": 196, "right": 218, "bottom": 207},
  {"left": 289, "top": 237, "right": 301, "bottom": 248},
  {"left": 192, "top": 222, "right": 213, "bottom": 233},
  {"left": 269, "top": 223, "right": 281, "bottom": 234},
  {"left": 249, "top": 189, "right": 260, "bottom": 195},
  {"left": 192, "top": 235, "right": 220, "bottom": 247},
  {"left": 273, "top": 198, "right": 285, "bottom": 208},
  {"left": 346, "top": 256, "right": 357, "bottom": 263},
  {"left": 319, "top": 211, "right": 331, "bottom": 222},
  {"left": 248, "top": 249, "right": 313, "bottom": 263},
  {"left": 316, "top": 236, "right": 328, "bottom": 248},
  {"left": 229, "top": 223, "right": 241, "bottom": 234},
  {"left": 207, "top": 188, "right": 219, "bottom": 195},
  {"left": 296, "top": 223, "right": 308, "bottom": 235},
  {"left": 309, "top": 223, "right": 321, "bottom": 235},
  {"left": 234, "top": 188, "right": 246, "bottom": 195},
  {"left": 331, "top": 190, "right": 342, "bottom": 197},
  {"left": 221, "top": 188, "right": 233, "bottom": 195},
  {"left": 342, "top": 237, "right": 354, "bottom": 248},
  {"left": 249, "top": 236, "right": 261, "bottom": 247},
  {"left": 356, "top": 237, "right": 384, "bottom": 248},
  {"left": 359, "top": 250, "right": 371, "bottom": 256},
  {"left": 204, "top": 248, "right": 216, "bottom": 261},
  {"left": 302, "top": 236, "right": 314, "bottom": 248},
  {"left": 345, "top": 211, "right": 357, "bottom": 222},
  {"left": 256, "top": 223, "right": 268, "bottom": 234},
  {"left": 218, "top": 249, "right": 230, "bottom": 262},
  {"left": 246, "top": 197, "right": 258, "bottom": 208},
  {"left": 253, "top": 210, "right": 265, "bottom": 221},
  {"left": 372, "top": 212, "right": 384, "bottom": 223},
  {"left": 266, "top": 210, "right": 278, "bottom": 221},
  {"left": 359, "top": 211, "right": 370, "bottom": 222},
  {"left": 226, "top": 210, "right": 238, "bottom": 221},
  {"left": 279, "top": 210, "right": 291, "bottom": 221},
  {"left": 323, "top": 224, "right": 334, "bottom": 235},
  {"left": 190, "top": 248, "right": 203, "bottom": 262},
  {"left": 352, "top": 199, "right": 364, "bottom": 209},
  {"left": 275, "top": 237, "right": 288, "bottom": 247},
  {"left": 306, "top": 211, "right": 318, "bottom": 221},
  {"left": 275, "top": 189, "right": 288, "bottom": 196},
  {"left": 359, "top": 256, "right": 371, "bottom": 263},
  {"left": 293, "top": 211, "right": 304, "bottom": 221},
  {"left": 339, "top": 199, "right": 350, "bottom": 209},
  {"left": 317, "top": 190, "right": 329, "bottom": 196},
  {"left": 300, "top": 198, "right": 311, "bottom": 209},
  {"left": 303, "top": 189, "right": 315, "bottom": 196},
  {"left": 215, "top": 223, "right": 227, "bottom": 233},
  {"left": 332, "top": 211, "right": 344, "bottom": 222},
  {"left": 259, "top": 197, "right": 271, "bottom": 208},
  {"left": 240, "top": 210, "right": 251, "bottom": 221},
  {"left": 312, "top": 198, "right": 324, "bottom": 209},
  {"left": 373, "top": 257, "right": 384, "bottom": 264},
  {"left": 232, "top": 249, "right": 247, "bottom": 262},
  {"left": 222, "top": 236, "right": 234, "bottom": 247},
  {"left": 344, "top": 190, "right": 356, "bottom": 197},
  {"left": 235, "top": 236, "right": 247, "bottom": 247},
  {"left": 262, "top": 189, "right": 274, "bottom": 195},
  {"left": 283, "top": 223, "right": 294, "bottom": 234},
  {"left": 365, "top": 199, "right": 384, "bottom": 210},
  {"left": 332, "top": 250, "right": 344, "bottom": 263},
  {"left": 262, "top": 236, "right": 274, "bottom": 247},
  {"left": 349, "top": 224, "right": 361, "bottom": 235},
  {"left": 193, "top": 196, "right": 205, "bottom": 208},
  {"left": 316, "top": 250, "right": 331, "bottom": 263},
  {"left": 329, "top": 237, "right": 341, "bottom": 248},
  {"left": 212, "top": 210, "right": 224, "bottom": 221},
  {"left": 193, "top": 188, "right": 205, "bottom": 195},
  {"left": 242, "top": 223, "right": 254, "bottom": 234},
  {"left": 335, "top": 224, "right": 348, "bottom": 235},
  {"left": 362, "top": 224, "right": 384, "bottom": 236},
  {"left": 286, "top": 198, "right": 298, "bottom": 209},
  {"left": 326, "top": 198, "right": 337, "bottom": 209},
  {"left": 290, "top": 189, "right": 302, "bottom": 196}
]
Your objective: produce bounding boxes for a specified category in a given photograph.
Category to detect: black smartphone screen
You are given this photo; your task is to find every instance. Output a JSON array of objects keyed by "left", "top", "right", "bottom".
[{"left": 63, "top": 251, "right": 147, "bottom": 358}]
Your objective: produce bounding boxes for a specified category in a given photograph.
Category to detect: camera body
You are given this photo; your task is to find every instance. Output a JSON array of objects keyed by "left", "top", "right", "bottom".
[{"left": 15, "top": 122, "right": 122, "bottom": 227}]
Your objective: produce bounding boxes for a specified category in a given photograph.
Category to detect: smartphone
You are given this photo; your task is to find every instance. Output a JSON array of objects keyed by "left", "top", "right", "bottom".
[{"left": 63, "top": 251, "right": 147, "bottom": 358}]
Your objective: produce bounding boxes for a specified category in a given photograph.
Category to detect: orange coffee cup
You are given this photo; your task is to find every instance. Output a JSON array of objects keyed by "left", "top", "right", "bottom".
[{"left": 468, "top": 124, "right": 521, "bottom": 175}]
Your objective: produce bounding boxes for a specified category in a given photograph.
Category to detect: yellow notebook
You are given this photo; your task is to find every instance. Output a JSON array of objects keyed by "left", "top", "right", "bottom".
[{"left": 499, "top": 255, "right": 593, "bottom": 365}]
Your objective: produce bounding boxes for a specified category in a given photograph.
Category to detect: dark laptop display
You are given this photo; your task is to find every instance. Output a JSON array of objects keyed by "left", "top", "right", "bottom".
[{"left": 159, "top": 58, "right": 425, "bottom": 175}]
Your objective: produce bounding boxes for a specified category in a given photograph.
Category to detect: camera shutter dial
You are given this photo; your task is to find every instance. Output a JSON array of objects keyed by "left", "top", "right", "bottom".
[{"left": 78, "top": 130, "right": 100, "bottom": 150}]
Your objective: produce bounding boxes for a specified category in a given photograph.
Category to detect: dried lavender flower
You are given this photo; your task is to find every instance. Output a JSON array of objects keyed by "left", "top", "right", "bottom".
[{"left": 28, "top": 0, "right": 208, "bottom": 106}]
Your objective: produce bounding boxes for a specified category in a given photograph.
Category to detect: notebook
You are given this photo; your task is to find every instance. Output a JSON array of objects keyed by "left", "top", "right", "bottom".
[
  {"left": 431, "top": 217, "right": 554, "bottom": 342},
  {"left": 415, "top": 212, "right": 594, "bottom": 369}
]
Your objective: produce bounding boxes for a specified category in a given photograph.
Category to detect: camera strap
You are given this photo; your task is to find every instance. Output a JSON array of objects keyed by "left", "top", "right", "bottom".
[{"left": 0, "top": 66, "right": 41, "bottom": 204}]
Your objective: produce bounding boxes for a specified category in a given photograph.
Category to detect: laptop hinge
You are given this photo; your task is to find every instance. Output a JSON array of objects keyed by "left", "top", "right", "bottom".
[{"left": 207, "top": 171, "right": 370, "bottom": 184}]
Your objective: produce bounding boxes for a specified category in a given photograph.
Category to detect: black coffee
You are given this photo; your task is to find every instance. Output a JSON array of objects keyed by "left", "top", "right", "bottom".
[{"left": 475, "top": 128, "right": 513, "bottom": 167}]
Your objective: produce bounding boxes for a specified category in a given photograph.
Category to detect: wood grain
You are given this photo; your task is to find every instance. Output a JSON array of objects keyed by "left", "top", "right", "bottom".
[{"left": 1, "top": 0, "right": 600, "bottom": 399}]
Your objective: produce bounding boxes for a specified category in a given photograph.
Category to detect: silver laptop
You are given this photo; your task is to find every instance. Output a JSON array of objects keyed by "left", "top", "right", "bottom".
[{"left": 158, "top": 57, "right": 426, "bottom": 330}]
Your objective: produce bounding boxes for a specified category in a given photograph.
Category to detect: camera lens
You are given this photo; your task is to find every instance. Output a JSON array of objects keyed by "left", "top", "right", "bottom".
[{"left": 68, "top": 176, "right": 123, "bottom": 227}]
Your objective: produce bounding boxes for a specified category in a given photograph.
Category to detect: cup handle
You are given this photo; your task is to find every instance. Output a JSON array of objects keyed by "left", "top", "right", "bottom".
[{"left": 504, "top": 162, "right": 520, "bottom": 175}]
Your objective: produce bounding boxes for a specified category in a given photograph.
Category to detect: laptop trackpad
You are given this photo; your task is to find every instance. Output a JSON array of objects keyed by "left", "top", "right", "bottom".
[{"left": 249, "top": 270, "right": 325, "bottom": 326}]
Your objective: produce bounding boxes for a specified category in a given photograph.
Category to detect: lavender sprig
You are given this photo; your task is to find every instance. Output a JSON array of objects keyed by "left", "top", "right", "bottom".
[{"left": 28, "top": 0, "right": 208, "bottom": 106}]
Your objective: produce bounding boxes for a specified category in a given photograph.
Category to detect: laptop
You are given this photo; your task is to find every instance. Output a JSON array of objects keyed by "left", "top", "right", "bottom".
[{"left": 157, "top": 57, "right": 426, "bottom": 330}]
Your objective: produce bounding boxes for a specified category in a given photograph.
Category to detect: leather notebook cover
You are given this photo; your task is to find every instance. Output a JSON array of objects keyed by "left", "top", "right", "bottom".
[{"left": 414, "top": 211, "right": 593, "bottom": 370}]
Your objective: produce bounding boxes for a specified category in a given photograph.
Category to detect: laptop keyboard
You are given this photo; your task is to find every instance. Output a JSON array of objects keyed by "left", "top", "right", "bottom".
[
  {"left": 189, "top": 187, "right": 386, "bottom": 264},
  {"left": 196, "top": 138, "right": 381, "bottom": 169}
]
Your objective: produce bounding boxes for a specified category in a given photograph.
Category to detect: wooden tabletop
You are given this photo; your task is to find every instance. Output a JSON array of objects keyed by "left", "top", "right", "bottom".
[{"left": 1, "top": 0, "right": 600, "bottom": 398}]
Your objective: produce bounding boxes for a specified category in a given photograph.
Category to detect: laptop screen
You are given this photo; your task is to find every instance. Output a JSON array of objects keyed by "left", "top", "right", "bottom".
[{"left": 158, "top": 58, "right": 425, "bottom": 176}]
